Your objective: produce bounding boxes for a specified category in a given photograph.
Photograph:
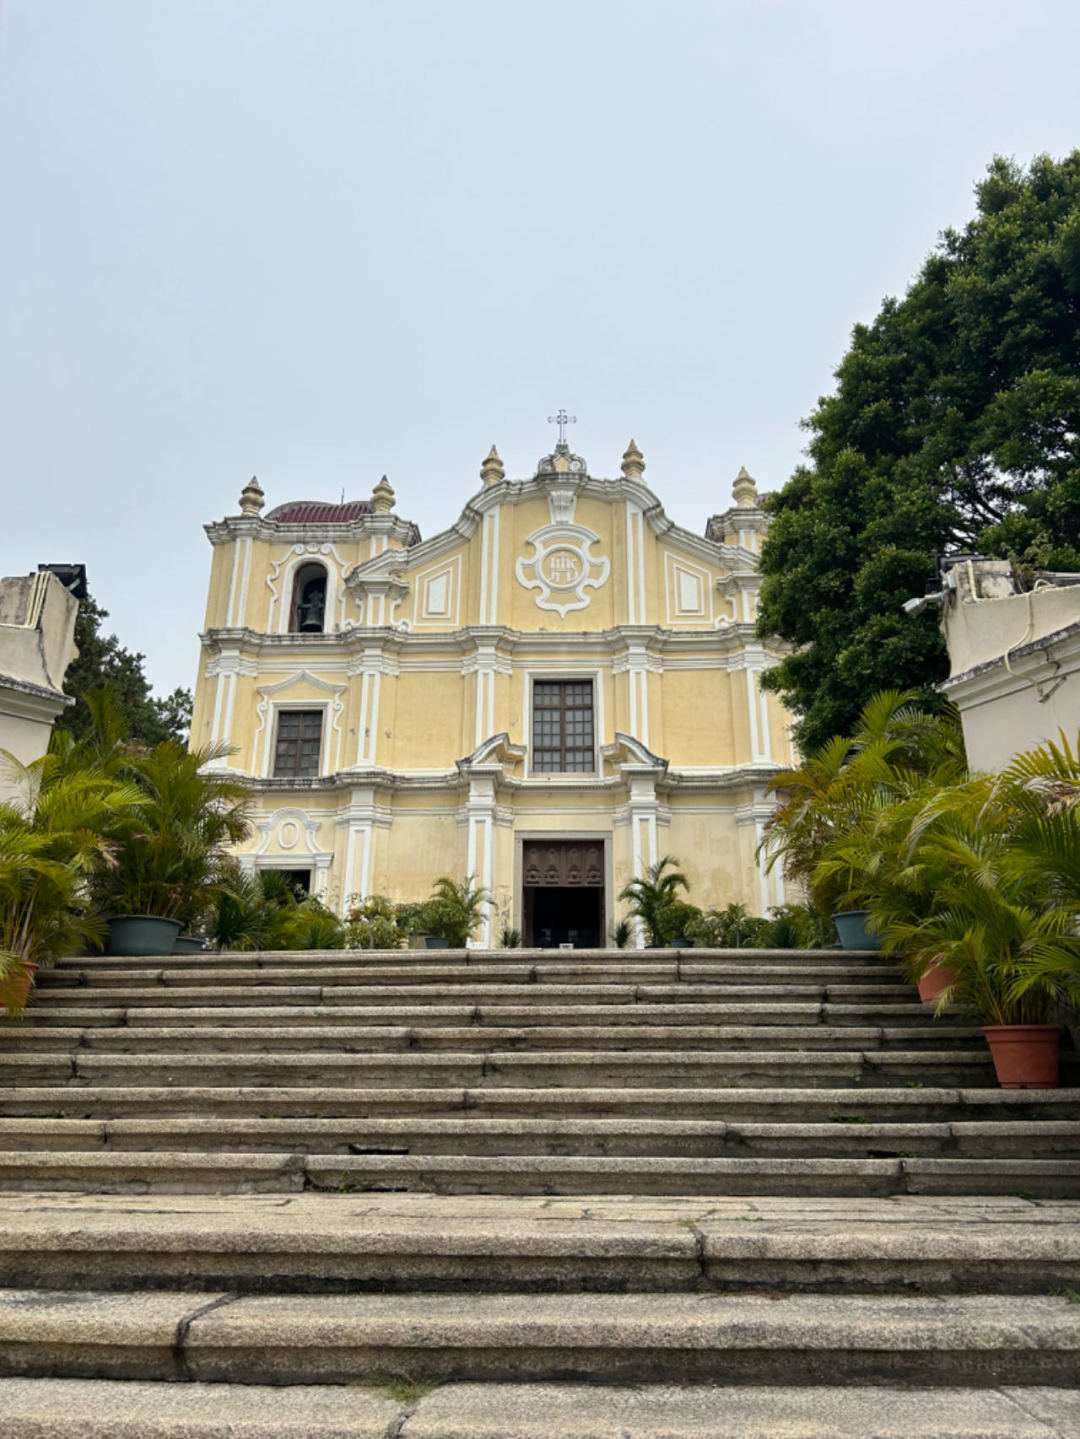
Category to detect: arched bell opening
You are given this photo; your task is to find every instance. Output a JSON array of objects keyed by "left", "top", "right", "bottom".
[{"left": 290, "top": 562, "right": 328, "bottom": 634}]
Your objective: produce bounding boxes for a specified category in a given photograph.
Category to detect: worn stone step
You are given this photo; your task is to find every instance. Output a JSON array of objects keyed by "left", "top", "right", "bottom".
[
  {"left": 0, "top": 1024, "right": 985, "bottom": 1055},
  {"left": 0, "top": 1377, "right": 402, "bottom": 1437},
  {"left": 727, "top": 1120, "right": 1080, "bottom": 1159},
  {"left": 0, "top": 1048, "right": 997, "bottom": 1090},
  {"left": 52, "top": 945, "right": 892, "bottom": 967},
  {"left": 39, "top": 961, "right": 902, "bottom": 990},
  {"left": 7, "top": 1000, "right": 944, "bottom": 1030},
  {"left": 1, "top": 1192, "right": 1077, "bottom": 1298},
  {"left": 4, "top": 1084, "right": 1075, "bottom": 1121},
  {"left": 30, "top": 981, "right": 922, "bottom": 1010},
  {"left": 2, "top": 1378, "right": 1078, "bottom": 1439},
  {"left": 395, "top": 1382, "right": 1080, "bottom": 1439},
  {"left": 32, "top": 979, "right": 910, "bottom": 1013},
  {"left": 0, "top": 1150, "right": 1075, "bottom": 1198},
  {"left": 0, "top": 1287, "right": 1076, "bottom": 1385},
  {"left": 304, "top": 1154, "right": 1080, "bottom": 1199},
  {"left": 38, "top": 963, "right": 672, "bottom": 988},
  {"left": 0, "top": 1115, "right": 730, "bottom": 1157},
  {"left": 3, "top": 1116, "right": 1074, "bottom": 1160}
]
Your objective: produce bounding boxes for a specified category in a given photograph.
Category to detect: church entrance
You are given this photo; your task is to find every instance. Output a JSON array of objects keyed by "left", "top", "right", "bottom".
[{"left": 521, "top": 840, "right": 605, "bottom": 948}]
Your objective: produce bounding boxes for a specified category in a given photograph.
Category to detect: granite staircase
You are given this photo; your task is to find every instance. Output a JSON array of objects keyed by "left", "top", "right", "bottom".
[{"left": 0, "top": 946, "right": 1077, "bottom": 1436}]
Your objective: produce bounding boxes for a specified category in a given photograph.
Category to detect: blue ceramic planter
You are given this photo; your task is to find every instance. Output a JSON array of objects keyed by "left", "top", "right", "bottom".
[
  {"left": 107, "top": 916, "right": 182, "bottom": 957},
  {"left": 832, "top": 910, "right": 884, "bottom": 952},
  {"left": 173, "top": 936, "right": 205, "bottom": 954}
]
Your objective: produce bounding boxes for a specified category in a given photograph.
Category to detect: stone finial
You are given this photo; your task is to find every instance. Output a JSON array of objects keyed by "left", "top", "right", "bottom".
[
  {"left": 371, "top": 475, "right": 395, "bottom": 514},
  {"left": 238, "top": 475, "right": 265, "bottom": 516},
  {"left": 480, "top": 445, "right": 505, "bottom": 486},
  {"left": 621, "top": 440, "right": 645, "bottom": 480},
  {"left": 732, "top": 466, "right": 758, "bottom": 507}
]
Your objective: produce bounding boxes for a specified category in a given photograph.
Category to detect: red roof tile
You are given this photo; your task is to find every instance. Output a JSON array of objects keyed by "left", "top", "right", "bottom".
[{"left": 268, "top": 500, "right": 373, "bottom": 524}]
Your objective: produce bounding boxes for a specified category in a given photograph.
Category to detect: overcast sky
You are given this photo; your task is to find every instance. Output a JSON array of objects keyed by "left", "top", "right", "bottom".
[{"left": 3, "top": 1, "right": 1079, "bottom": 696}]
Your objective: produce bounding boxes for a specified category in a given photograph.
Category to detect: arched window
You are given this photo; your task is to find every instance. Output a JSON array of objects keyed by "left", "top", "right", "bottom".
[{"left": 290, "top": 563, "right": 328, "bottom": 634}]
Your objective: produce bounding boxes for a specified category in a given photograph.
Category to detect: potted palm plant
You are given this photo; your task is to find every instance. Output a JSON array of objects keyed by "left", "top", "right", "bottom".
[
  {"left": 0, "top": 748, "right": 141, "bottom": 1013},
  {"left": 882, "top": 750, "right": 1080, "bottom": 1089},
  {"left": 95, "top": 741, "right": 251, "bottom": 956},
  {"left": 618, "top": 856, "right": 691, "bottom": 949},
  {"left": 421, "top": 876, "right": 491, "bottom": 949},
  {"left": 761, "top": 691, "right": 968, "bottom": 952}
]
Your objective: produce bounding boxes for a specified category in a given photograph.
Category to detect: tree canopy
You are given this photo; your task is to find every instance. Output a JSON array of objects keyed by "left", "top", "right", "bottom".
[
  {"left": 53, "top": 593, "right": 193, "bottom": 747},
  {"left": 756, "top": 152, "right": 1080, "bottom": 754}
]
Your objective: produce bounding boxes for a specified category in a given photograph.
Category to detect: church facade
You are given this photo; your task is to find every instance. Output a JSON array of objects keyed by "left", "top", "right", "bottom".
[{"left": 190, "top": 435, "right": 794, "bottom": 945}]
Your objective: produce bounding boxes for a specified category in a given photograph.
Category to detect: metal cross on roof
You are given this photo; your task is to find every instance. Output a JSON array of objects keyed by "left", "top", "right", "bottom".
[{"left": 547, "top": 409, "right": 577, "bottom": 446}]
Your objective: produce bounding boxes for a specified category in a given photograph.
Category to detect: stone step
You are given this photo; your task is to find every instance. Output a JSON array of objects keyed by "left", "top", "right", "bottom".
[
  {"left": 0, "top": 1287, "right": 1076, "bottom": 1384},
  {"left": 4, "top": 1084, "right": 1074, "bottom": 1121},
  {"left": 40, "top": 961, "right": 901, "bottom": 990},
  {"left": 0, "top": 1024, "right": 985, "bottom": 1054},
  {"left": 0, "top": 1115, "right": 1075, "bottom": 1160},
  {"left": 0, "top": 1048, "right": 997, "bottom": 1089},
  {"left": 375, "top": 1382, "right": 1080, "bottom": 1439},
  {"left": 53, "top": 945, "right": 892, "bottom": 967},
  {"left": 1, "top": 1192, "right": 1076, "bottom": 1297},
  {"left": 2, "top": 1378, "right": 1078, "bottom": 1439},
  {"left": 0, "top": 1149, "right": 1075, "bottom": 1197},
  {"left": 26, "top": 981, "right": 920, "bottom": 1007},
  {"left": 6, "top": 1000, "right": 946, "bottom": 1029}
]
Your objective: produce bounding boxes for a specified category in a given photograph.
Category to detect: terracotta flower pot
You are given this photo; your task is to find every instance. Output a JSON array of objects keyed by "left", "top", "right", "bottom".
[
  {"left": 0, "top": 961, "right": 37, "bottom": 1014},
  {"left": 917, "top": 959, "right": 958, "bottom": 1005},
  {"left": 983, "top": 1024, "right": 1060, "bottom": 1089}
]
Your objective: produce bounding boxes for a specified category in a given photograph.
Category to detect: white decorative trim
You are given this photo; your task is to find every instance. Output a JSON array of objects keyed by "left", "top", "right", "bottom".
[
  {"left": 254, "top": 806, "right": 325, "bottom": 856},
  {"left": 625, "top": 503, "right": 639, "bottom": 625},
  {"left": 266, "top": 543, "right": 353, "bottom": 635},
  {"left": 253, "top": 670, "right": 347, "bottom": 776},
  {"left": 249, "top": 807, "right": 335, "bottom": 903},
  {"left": 522, "top": 667, "right": 605, "bottom": 779},
  {"left": 547, "top": 487, "right": 579, "bottom": 525},
  {"left": 665, "top": 552, "right": 713, "bottom": 624},
  {"left": 479, "top": 508, "right": 501, "bottom": 626},
  {"left": 411, "top": 555, "right": 461, "bottom": 629},
  {"left": 225, "top": 540, "right": 242, "bottom": 628},
  {"left": 457, "top": 731, "right": 528, "bottom": 771},
  {"left": 516, "top": 523, "right": 610, "bottom": 619},
  {"left": 636, "top": 506, "right": 647, "bottom": 624},
  {"left": 600, "top": 731, "right": 669, "bottom": 772}
]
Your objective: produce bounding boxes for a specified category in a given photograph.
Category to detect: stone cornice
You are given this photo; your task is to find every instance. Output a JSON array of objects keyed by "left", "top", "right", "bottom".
[
  {"left": 228, "top": 757, "right": 781, "bottom": 799},
  {"left": 0, "top": 672, "right": 72, "bottom": 720},
  {"left": 706, "top": 507, "right": 770, "bottom": 543},
  {"left": 201, "top": 621, "right": 781, "bottom": 653},
  {"left": 205, "top": 514, "right": 420, "bottom": 548},
  {"left": 942, "top": 620, "right": 1080, "bottom": 705},
  {"left": 342, "top": 473, "right": 762, "bottom": 586}
]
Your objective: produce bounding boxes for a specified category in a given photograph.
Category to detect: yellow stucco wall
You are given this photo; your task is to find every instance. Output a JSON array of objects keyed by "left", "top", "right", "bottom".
[{"left": 193, "top": 453, "right": 792, "bottom": 941}]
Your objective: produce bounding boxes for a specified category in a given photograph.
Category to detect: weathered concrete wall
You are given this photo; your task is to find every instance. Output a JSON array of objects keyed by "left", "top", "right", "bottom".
[
  {"left": 941, "top": 561, "right": 1080, "bottom": 773},
  {"left": 0, "top": 571, "right": 79, "bottom": 804}
]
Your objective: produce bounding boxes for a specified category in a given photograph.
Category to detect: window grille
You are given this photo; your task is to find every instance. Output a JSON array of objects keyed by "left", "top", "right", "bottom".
[
  {"left": 532, "top": 681, "right": 594, "bottom": 773},
  {"left": 273, "top": 710, "right": 323, "bottom": 778}
]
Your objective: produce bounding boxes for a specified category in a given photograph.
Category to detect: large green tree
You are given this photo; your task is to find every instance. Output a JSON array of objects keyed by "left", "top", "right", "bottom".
[
  {"left": 53, "top": 594, "right": 193, "bottom": 746},
  {"left": 756, "top": 152, "right": 1080, "bottom": 754}
]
